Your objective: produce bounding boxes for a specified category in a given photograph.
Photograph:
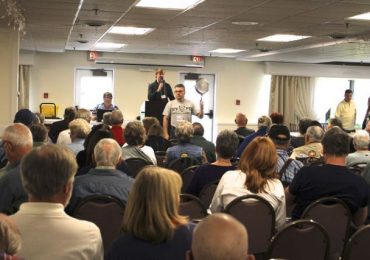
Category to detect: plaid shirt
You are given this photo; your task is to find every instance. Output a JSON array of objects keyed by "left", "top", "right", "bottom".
[{"left": 277, "top": 149, "right": 303, "bottom": 184}]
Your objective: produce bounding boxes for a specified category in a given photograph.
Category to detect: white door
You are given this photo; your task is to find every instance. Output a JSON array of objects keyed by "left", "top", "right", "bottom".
[{"left": 180, "top": 73, "right": 215, "bottom": 141}]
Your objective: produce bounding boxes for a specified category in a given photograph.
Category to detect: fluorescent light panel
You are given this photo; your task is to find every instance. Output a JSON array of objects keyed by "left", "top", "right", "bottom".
[
  {"left": 348, "top": 12, "right": 370, "bottom": 20},
  {"left": 209, "top": 48, "right": 245, "bottom": 54},
  {"left": 258, "top": 34, "right": 311, "bottom": 42},
  {"left": 136, "top": 0, "right": 204, "bottom": 10},
  {"left": 95, "top": 42, "right": 125, "bottom": 49},
  {"left": 109, "top": 26, "right": 154, "bottom": 35}
]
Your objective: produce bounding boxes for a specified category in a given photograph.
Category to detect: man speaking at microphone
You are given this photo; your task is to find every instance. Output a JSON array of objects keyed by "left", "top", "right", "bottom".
[{"left": 147, "top": 69, "right": 175, "bottom": 101}]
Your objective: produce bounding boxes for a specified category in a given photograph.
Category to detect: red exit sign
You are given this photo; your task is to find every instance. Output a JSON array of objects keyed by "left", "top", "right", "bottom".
[{"left": 191, "top": 55, "right": 204, "bottom": 63}]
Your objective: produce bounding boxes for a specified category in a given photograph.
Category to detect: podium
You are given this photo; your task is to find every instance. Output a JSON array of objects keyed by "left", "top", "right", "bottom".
[{"left": 145, "top": 100, "right": 167, "bottom": 125}]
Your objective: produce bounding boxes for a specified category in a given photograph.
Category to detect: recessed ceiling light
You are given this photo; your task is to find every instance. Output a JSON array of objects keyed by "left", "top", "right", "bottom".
[
  {"left": 232, "top": 21, "right": 258, "bottom": 26},
  {"left": 257, "top": 34, "right": 311, "bottom": 42},
  {"left": 109, "top": 26, "right": 154, "bottom": 35},
  {"left": 136, "top": 0, "right": 204, "bottom": 10},
  {"left": 348, "top": 12, "right": 370, "bottom": 20},
  {"left": 209, "top": 48, "right": 245, "bottom": 54},
  {"left": 95, "top": 42, "right": 125, "bottom": 49}
]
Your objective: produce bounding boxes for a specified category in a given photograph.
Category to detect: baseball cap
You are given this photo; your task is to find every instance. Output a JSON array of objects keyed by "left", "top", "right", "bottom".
[{"left": 268, "top": 124, "right": 291, "bottom": 141}]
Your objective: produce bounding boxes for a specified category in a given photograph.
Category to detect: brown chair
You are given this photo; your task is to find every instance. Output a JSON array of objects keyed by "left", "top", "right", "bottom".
[
  {"left": 198, "top": 178, "right": 220, "bottom": 208},
  {"left": 71, "top": 194, "right": 125, "bottom": 255},
  {"left": 167, "top": 156, "right": 199, "bottom": 174},
  {"left": 301, "top": 197, "right": 351, "bottom": 259},
  {"left": 180, "top": 165, "right": 199, "bottom": 193},
  {"left": 124, "top": 157, "right": 153, "bottom": 178},
  {"left": 179, "top": 194, "right": 208, "bottom": 220},
  {"left": 342, "top": 224, "right": 370, "bottom": 260},
  {"left": 267, "top": 219, "right": 330, "bottom": 260},
  {"left": 223, "top": 194, "right": 275, "bottom": 256}
]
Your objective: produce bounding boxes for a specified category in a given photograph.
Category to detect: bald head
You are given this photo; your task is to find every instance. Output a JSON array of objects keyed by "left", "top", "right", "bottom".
[
  {"left": 190, "top": 213, "right": 252, "bottom": 260},
  {"left": 235, "top": 113, "right": 247, "bottom": 127}
]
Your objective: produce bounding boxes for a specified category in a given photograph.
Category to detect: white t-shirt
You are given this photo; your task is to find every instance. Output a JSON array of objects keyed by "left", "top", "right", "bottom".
[
  {"left": 209, "top": 169, "right": 286, "bottom": 230},
  {"left": 162, "top": 99, "right": 200, "bottom": 128}
]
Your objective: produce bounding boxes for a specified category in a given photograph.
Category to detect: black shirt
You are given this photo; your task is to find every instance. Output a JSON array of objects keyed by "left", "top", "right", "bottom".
[{"left": 148, "top": 80, "right": 175, "bottom": 101}]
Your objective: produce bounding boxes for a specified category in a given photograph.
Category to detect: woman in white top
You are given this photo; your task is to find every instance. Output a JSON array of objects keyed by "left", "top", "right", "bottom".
[{"left": 209, "top": 136, "right": 286, "bottom": 230}]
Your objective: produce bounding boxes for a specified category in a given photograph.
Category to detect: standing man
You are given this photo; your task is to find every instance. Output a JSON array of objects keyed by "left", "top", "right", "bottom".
[
  {"left": 147, "top": 69, "right": 175, "bottom": 101},
  {"left": 163, "top": 84, "right": 204, "bottom": 139},
  {"left": 335, "top": 89, "right": 356, "bottom": 132}
]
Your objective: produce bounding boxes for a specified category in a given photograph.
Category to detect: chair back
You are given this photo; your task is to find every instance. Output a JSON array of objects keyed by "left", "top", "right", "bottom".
[
  {"left": 71, "top": 194, "right": 125, "bottom": 255},
  {"left": 267, "top": 219, "right": 330, "bottom": 260},
  {"left": 125, "top": 157, "right": 152, "bottom": 178},
  {"left": 347, "top": 162, "right": 367, "bottom": 175},
  {"left": 167, "top": 156, "right": 199, "bottom": 174},
  {"left": 179, "top": 194, "right": 208, "bottom": 220},
  {"left": 155, "top": 151, "right": 166, "bottom": 167},
  {"left": 40, "top": 102, "right": 59, "bottom": 118},
  {"left": 198, "top": 178, "right": 220, "bottom": 208},
  {"left": 301, "top": 197, "right": 351, "bottom": 258},
  {"left": 180, "top": 165, "right": 199, "bottom": 193},
  {"left": 224, "top": 194, "right": 275, "bottom": 255},
  {"left": 342, "top": 224, "right": 370, "bottom": 260}
]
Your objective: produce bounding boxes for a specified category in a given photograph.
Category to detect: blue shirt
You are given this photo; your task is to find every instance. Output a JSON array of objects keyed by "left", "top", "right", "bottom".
[
  {"left": 276, "top": 148, "right": 303, "bottom": 184},
  {"left": 235, "top": 127, "right": 268, "bottom": 158}
]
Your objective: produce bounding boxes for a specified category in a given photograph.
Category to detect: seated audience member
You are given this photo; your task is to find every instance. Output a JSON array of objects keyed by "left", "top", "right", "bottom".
[
  {"left": 346, "top": 130, "right": 370, "bottom": 166},
  {"left": 0, "top": 124, "right": 33, "bottom": 214},
  {"left": 186, "top": 130, "right": 238, "bottom": 197},
  {"left": 57, "top": 108, "right": 91, "bottom": 145},
  {"left": 142, "top": 117, "right": 160, "bottom": 135},
  {"left": 13, "top": 109, "right": 36, "bottom": 128},
  {"left": 34, "top": 112, "right": 45, "bottom": 125},
  {"left": 235, "top": 115, "right": 272, "bottom": 158},
  {"left": 67, "top": 138, "right": 134, "bottom": 213},
  {"left": 66, "top": 118, "right": 91, "bottom": 155},
  {"left": 30, "top": 123, "right": 48, "bottom": 147},
  {"left": 328, "top": 117, "right": 343, "bottom": 130},
  {"left": 290, "top": 125, "right": 324, "bottom": 159},
  {"left": 190, "top": 122, "right": 216, "bottom": 163},
  {"left": 270, "top": 112, "right": 284, "bottom": 124},
  {"left": 102, "top": 111, "right": 112, "bottom": 126},
  {"left": 188, "top": 213, "right": 254, "bottom": 260},
  {"left": 268, "top": 124, "right": 303, "bottom": 186},
  {"left": 107, "top": 166, "right": 193, "bottom": 260},
  {"left": 234, "top": 113, "right": 255, "bottom": 137},
  {"left": 145, "top": 124, "right": 171, "bottom": 152},
  {"left": 0, "top": 214, "right": 22, "bottom": 258},
  {"left": 10, "top": 144, "right": 103, "bottom": 259},
  {"left": 122, "top": 121, "right": 157, "bottom": 165},
  {"left": 286, "top": 127, "right": 369, "bottom": 226},
  {"left": 110, "top": 110, "right": 125, "bottom": 146},
  {"left": 164, "top": 121, "right": 207, "bottom": 166},
  {"left": 210, "top": 137, "right": 286, "bottom": 230},
  {"left": 290, "top": 118, "right": 312, "bottom": 148},
  {"left": 48, "top": 106, "right": 76, "bottom": 143}
]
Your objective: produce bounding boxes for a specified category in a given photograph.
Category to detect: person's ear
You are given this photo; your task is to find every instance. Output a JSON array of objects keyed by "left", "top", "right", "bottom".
[{"left": 186, "top": 251, "right": 194, "bottom": 260}]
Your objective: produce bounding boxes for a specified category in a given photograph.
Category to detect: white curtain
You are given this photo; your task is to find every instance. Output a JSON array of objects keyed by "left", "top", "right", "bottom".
[
  {"left": 18, "top": 65, "right": 31, "bottom": 109},
  {"left": 269, "top": 75, "right": 316, "bottom": 125}
]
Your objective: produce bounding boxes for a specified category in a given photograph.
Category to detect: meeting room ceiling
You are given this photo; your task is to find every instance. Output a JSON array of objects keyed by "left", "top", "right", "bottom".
[{"left": 4, "top": 0, "right": 370, "bottom": 63}]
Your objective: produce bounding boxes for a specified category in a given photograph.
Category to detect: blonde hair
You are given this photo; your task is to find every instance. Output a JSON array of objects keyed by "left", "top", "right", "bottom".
[
  {"left": 122, "top": 166, "right": 188, "bottom": 243},
  {"left": 69, "top": 118, "right": 91, "bottom": 139},
  {"left": 239, "top": 137, "right": 278, "bottom": 193}
]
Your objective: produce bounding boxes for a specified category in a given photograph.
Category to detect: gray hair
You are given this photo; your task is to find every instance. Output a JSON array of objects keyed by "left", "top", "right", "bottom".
[
  {"left": 76, "top": 108, "right": 92, "bottom": 122},
  {"left": 2, "top": 123, "right": 33, "bottom": 148},
  {"left": 69, "top": 118, "right": 91, "bottom": 139},
  {"left": 21, "top": 144, "right": 77, "bottom": 200},
  {"left": 306, "top": 126, "right": 324, "bottom": 143},
  {"left": 353, "top": 130, "right": 370, "bottom": 150},
  {"left": 216, "top": 130, "right": 239, "bottom": 159},
  {"left": 175, "top": 121, "right": 193, "bottom": 143},
  {"left": 103, "top": 112, "right": 112, "bottom": 126},
  {"left": 110, "top": 110, "right": 124, "bottom": 125},
  {"left": 257, "top": 115, "right": 272, "bottom": 129},
  {"left": 0, "top": 214, "right": 21, "bottom": 255},
  {"left": 94, "top": 138, "right": 122, "bottom": 167}
]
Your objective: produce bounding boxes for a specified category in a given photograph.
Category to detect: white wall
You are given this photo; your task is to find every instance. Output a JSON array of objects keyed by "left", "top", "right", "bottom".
[{"left": 27, "top": 51, "right": 268, "bottom": 132}]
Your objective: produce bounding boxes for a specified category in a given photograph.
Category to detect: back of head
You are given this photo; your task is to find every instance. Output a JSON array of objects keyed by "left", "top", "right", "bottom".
[
  {"left": 76, "top": 108, "right": 92, "bottom": 123},
  {"left": 142, "top": 117, "right": 160, "bottom": 133},
  {"left": 191, "top": 213, "right": 249, "bottom": 260},
  {"left": 21, "top": 144, "right": 77, "bottom": 201},
  {"left": 239, "top": 137, "right": 277, "bottom": 193},
  {"left": 328, "top": 117, "right": 343, "bottom": 129},
  {"left": 2, "top": 123, "right": 33, "bottom": 149},
  {"left": 34, "top": 112, "right": 45, "bottom": 124},
  {"left": 123, "top": 166, "right": 187, "bottom": 243},
  {"left": 102, "top": 112, "right": 112, "bottom": 126},
  {"left": 13, "top": 109, "right": 36, "bottom": 127},
  {"left": 85, "top": 127, "right": 113, "bottom": 166},
  {"left": 257, "top": 115, "right": 272, "bottom": 130},
  {"left": 353, "top": 130, "right": 370, "bottom": 151},
  {"left": 69, "top": 118, "right": 91, "bottom": 139},
  {"left": 148, "top": 124, "right": 164, "bottom": 137},
  {"left": 298, "top": 118, "right": 312, "bottom": 135},
  {"left": 110, "top": 110, "right": 124, "bottom": 125},
  {"left": 124, "top": 121, "right": 146, "bottom": 146},
  {"left": 30, "top": 123, "right": 48, "bottom": 143},
  {"left": 235, "top": 113, "right": 247, "bottom": 127},
  {"left": 306, "top": 125, "right": 324, "bottom": 143},
  {"left": 216, "top": 130, "right": 239, "bottom": 159},
  {"left": 175, "top": 121, "right": 193, "bottom": 143},
  {"left": 322, "top": 126, "right": 350, "bottom": 156},
  {"left": 64, "top": 107, "right": 77, "bottom": 122},
  {"left": 268, "top": 124, "right": 291, "bottom": 147},
  {"left": 0, "top": 214, "right": 21, "bottom": 255},
  {"left": 94, "top": 138, "right": 122, "bottom": 167},
  {"left": 269, "top": 112, "right": 284, "bottom": 124},
  {"left": 192, "top": 122, "right": 204, "bottom": 137}
]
